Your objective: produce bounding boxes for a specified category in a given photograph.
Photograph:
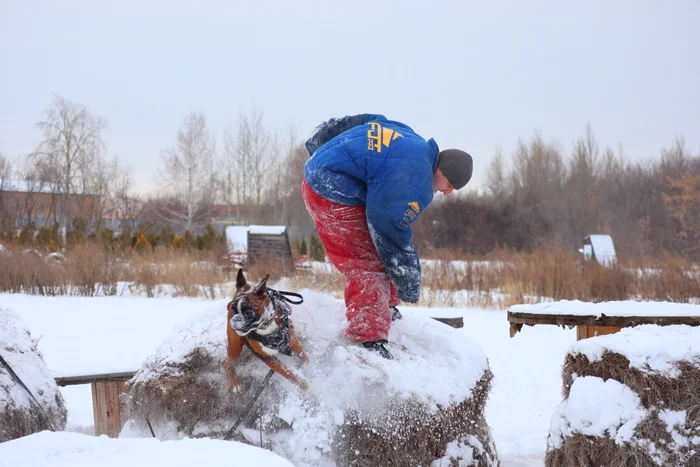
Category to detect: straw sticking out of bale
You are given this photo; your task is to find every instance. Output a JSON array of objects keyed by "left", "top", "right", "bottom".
[
  {"left": 335, "top": 371, "right": 497, "bottom": 467},
  {"left": 562, "top": 352, "right": 700, "bottom": 410},
  {"left": 546, "top": 325, "right": 700, "bottom": 466}
]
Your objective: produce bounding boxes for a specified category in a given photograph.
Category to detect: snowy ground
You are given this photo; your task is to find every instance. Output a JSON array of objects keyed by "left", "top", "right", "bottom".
[{"left": 0, "top": 292, "right": 575, "bottom": 466}]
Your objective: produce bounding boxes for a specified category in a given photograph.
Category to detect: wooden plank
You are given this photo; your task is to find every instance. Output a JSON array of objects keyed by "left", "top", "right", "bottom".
[
  {"left": 93, "top": 381, "right": 128, "bottom": 438},
  {"left": 431, "top": 316, "right": 464, "bottom": 328},
  {"left": 55, "top": 371, "right": 136, "bottom": 387},
  {"left": 92, "top": 382, "right": 107, "bottom": 436},
  {"left": 576, "top": 325, "right": 624, "bottom": 341},
  {"left": 107, "top": 381, "right": 127, "bottom": 438},
  {"left": 576, "top": 325, "right": 588, "bottom": 341},
  {"left": 508, "top": 311, "right": 700, "bottom": 328}
]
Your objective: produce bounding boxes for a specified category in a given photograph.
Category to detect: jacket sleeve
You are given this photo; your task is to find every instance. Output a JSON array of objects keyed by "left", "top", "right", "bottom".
[
  {"left": 365, "top": 181, "right": 430, "bottom": 303},
  {"left": 305, "top": 114, "right": 385, "bottom": 156}
]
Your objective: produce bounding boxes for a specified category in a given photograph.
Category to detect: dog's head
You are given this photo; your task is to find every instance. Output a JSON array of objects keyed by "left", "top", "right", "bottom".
[{"left": 228, "top": 269, "right": 276, "bottom": 336}]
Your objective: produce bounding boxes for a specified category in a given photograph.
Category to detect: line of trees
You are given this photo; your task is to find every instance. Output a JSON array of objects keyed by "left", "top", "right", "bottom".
[
  {"left": 0, "top": 96, "right": 314, "bottom": 245},
  {"left": 2, "top": 96, "right": 699, "bottom": 261},
  {"left": 415, "top": 128, "right": 700, "bottom": 260}
]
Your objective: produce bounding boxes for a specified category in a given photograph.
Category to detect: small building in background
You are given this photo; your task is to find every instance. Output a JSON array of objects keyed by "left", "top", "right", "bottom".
[
  {"left": 0, "top": 180, "right": 101, "bottom": 230},
  {"left": 580, "top": 234, "right": 617, "bottom": 267},
  {"left": 224, "top": 225, "right": 295, "bottom": 273}
]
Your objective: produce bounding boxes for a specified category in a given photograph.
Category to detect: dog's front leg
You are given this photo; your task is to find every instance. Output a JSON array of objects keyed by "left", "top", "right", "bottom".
[
  {"left": 288, "top": 323, "right": 309, "bottom": 363},
  {"left": 224, "top": 330, "right": 245, "bottom": 393},
  {"left": 261, "top": 358, "right": 310, "bottom": 391}
]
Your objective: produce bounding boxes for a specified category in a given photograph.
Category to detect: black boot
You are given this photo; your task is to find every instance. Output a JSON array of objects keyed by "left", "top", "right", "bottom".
[
  {"left": 361, "top": 339, "right": 393, "bottom": 359},
  {"left": 390, "top": 306, "right": 403, "bottom": 321}
]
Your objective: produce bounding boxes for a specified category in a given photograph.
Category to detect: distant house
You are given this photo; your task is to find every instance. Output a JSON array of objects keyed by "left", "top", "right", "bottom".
[
  {"left": 580, "top": 234, "right": 617, "bottom": 267},
  {"left": 224, "top": 225, "right": 295, "bottom": 273},
  {"left": 0, "top": 180, "right": 101, "bottom": 229}
]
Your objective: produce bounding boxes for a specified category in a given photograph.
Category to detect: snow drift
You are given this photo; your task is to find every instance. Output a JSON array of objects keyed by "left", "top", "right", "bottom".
[{"left": 125, "top": 287, "right": 498, "bottom": 466}]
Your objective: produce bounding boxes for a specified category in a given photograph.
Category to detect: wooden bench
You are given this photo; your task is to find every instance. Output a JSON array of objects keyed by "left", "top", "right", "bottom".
[
  {"left": 55, "top": 371, "right": 136, "bottom": 438},
  {"left": 507, "top": 310, "right": 700, "bottom": 341}
]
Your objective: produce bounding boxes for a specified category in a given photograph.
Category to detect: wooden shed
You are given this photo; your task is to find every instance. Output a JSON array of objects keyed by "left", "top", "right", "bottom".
[
  {"left": 580, "top": 234, "right": 617, "bottom": 267},
  {"left": 225, "top": 225, "right": 295, "bottom": 273}
]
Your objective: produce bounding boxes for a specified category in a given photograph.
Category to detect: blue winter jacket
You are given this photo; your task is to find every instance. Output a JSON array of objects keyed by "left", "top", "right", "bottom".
[{"left": 304, "top": 114, "right": 439, "bottom": 303}]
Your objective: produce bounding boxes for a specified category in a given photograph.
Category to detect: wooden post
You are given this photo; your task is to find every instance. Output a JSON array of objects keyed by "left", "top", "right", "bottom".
[
  {"left": 576, "top": 325, "right": 623, "bottom": 341},
  {"left": 56, "top": 371, "right": 136, "bottom": 439},
  {"left": 91, "top": 381, "right": 128, "bottom": 437}
]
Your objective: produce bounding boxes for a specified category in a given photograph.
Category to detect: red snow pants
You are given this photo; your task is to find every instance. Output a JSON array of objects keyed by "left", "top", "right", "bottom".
[{"left": 302, "top": 179, "right": 400, "bottom": 343}]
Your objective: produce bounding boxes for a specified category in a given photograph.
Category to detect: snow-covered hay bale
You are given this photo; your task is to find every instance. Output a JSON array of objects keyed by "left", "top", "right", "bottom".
[
  {"left": 0, "top": 306, "right": 67, "bottom": 442},
  {"left": 126, "top": 288, "right": 498, "bottom": 467},
  {"left": 546, "top": 325, "right": 700, "bottom": 466}
]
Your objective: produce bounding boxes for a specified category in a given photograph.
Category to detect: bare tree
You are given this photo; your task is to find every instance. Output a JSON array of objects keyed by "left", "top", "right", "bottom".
[
  {"left": 485, "top": 147, "right": 507, "bottom": 198},
  {"left": 562, "top": 125, "right": 602, "bottom": 245},
  {"left": 508, "top": 133, "right": 567, "bottom": 247},
  {"left": 157, "top": 111, "right": 215, "bottom": 232},
  {"left": 277, "top": 143, "right": 315, "bottom": 237},
  {"left": 93, "top": 157, "right": 142, "bottom": 236},
  {"left": 29, "top": 96, "right": 106, "bottom": 229},
  {"left": 0, "top": 152, "right": 11, "bottom": 218},
  {"left": 0, "top": 152, "right": 10, "bottom": 187},
  {"left": 217, "top": 110, "right": 277, "bottom": 226}
]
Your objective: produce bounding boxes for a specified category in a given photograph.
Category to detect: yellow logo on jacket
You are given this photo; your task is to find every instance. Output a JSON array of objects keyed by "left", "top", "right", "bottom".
[
  {"left": 408, "top": 202, "right": 420, "bottom": 213},
  {"left": 400, "top": 201, "right": 421, "bottom": 227},
  {"left": 367, "top": 122, "right": 403, "bottom": 152}
]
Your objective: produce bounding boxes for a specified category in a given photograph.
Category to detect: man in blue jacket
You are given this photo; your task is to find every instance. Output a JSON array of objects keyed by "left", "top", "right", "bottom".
[{"left": 302, "top": 114, "right": 473, "bottom": 359}]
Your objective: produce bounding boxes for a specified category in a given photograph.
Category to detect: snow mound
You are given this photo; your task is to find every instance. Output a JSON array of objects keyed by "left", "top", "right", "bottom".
[
  {"left": 0, "top": 306, "right": 67, "bottom": 442},
  {"left": 548, "top": 376, "right": 645, "bottom": 450},
  {"left": 126, "top": 287, "right": 498, "bottom": 466}
]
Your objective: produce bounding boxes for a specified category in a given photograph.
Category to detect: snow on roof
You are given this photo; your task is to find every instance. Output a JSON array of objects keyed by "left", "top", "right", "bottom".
[
  {"left": 224, "top": 226, "right": 249, "bottom": 253},
  {"left": 224, "top": 225, "right": 287, "bottom": 253},
  {"left": 548, "top": 376, "right": 645, "bottom": 449},
  {"left": 586, "top": 234, "right": 616, "bottom": 264},
  {"left": 510, "top": 300, "right": 700, "bottom": 318},
  {"left": 0, "top": 431, "right": 293, "bottom": 467},
  {"left": 249, "top": 225, "right": 286, "bottom": 235},
  {"left": 568, "top": 324, "right": 700, "bottom": 377}
]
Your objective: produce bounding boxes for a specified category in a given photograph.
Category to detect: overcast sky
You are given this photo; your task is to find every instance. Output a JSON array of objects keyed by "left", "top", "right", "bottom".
[{"left": 1, "top": 0, "right": 698, "bottom": 194}]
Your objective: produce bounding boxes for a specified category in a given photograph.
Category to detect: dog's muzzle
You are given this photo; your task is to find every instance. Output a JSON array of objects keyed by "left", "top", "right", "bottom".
[{"left": 230, "top": 301, "right": 262, "bottom": 336}]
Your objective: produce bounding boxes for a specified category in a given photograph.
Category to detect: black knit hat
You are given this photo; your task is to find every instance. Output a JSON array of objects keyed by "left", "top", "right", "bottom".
[{"left": 437, "top": 149, "right": 473, "bottom": 190}]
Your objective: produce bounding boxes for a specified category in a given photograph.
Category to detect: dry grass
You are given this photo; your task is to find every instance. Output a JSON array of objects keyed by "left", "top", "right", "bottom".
[
  {"left": 0, "top": 243, "right": 698, "bottom": 307},
  {"left": 0, "top": 399, "right": 68, "bottom": 443},
  {"left": 334, "top": 370, "right": 497, "bottom": 467}
]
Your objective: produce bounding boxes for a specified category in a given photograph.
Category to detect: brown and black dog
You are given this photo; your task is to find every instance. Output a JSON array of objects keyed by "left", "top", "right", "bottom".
[{"left": 224, "top": 269, "right": 309, "bottom": 392}]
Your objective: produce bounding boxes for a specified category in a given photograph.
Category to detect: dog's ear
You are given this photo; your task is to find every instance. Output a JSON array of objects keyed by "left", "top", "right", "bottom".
[
  {"left": 250, "top": 274, "right": 270, "bottom": 297},
  {"left": 236, "top": 269, "right": 247, "bottom": 291}
]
